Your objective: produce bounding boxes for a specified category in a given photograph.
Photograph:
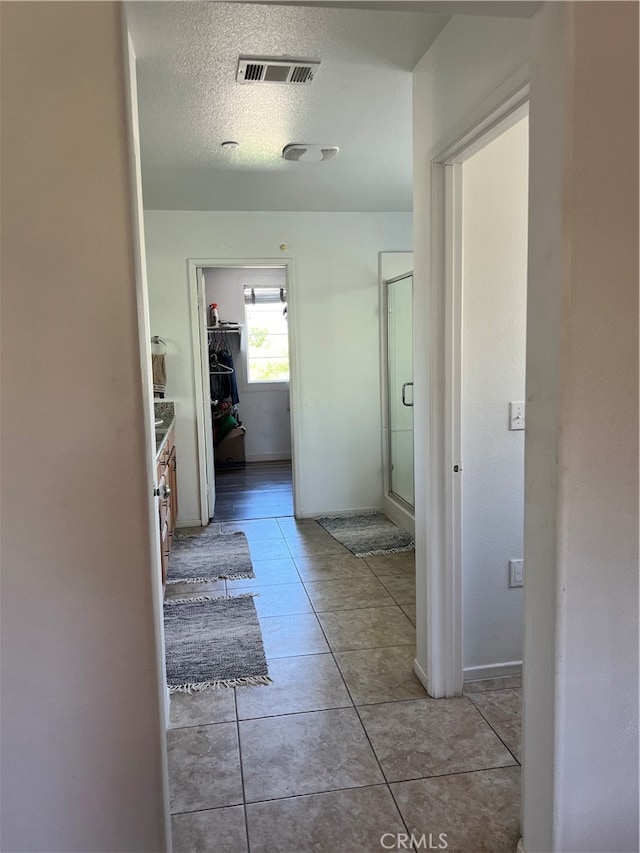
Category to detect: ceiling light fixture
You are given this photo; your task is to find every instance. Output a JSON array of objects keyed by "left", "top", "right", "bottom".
[
  {"left": 221, "top": 141, "right": 239, "bottom": 150},
  {"left": 282, "top": 144, "right": 339, "bottom": 163}
]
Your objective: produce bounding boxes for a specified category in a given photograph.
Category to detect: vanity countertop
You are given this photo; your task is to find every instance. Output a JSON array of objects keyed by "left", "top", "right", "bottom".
[
  {"left": 155, "top": 417, "right": 175, "bottom": 460},
  {"left": 154, "top": 401, "right": 176, "bottom": 460}
]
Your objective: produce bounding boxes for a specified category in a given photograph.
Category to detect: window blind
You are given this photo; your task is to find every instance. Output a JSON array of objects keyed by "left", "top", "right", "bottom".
[{"left": 243, "top": 285, "right": 287, "bottom": 305}]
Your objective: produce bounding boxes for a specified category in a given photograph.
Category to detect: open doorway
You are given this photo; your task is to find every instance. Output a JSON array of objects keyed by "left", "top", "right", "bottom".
[
  {"left": 189, "top": 260, "right": 297, "bottom": 524},
  {"left": 417, "top": 83, "right": 529, "bottom": 698},
  {"left": 460, "top": 117, "right": 528, "bottom": 684}
]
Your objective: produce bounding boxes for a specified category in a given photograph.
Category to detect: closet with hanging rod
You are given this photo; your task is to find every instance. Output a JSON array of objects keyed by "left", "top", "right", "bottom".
[{"left": 208, "top": 326, "right": 246, "bottom": 469}]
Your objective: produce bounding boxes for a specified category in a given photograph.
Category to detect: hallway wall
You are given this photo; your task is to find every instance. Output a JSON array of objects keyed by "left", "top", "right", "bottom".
[
  {"left": 145, "top": 210, "right": 412, "bottom": 522},
  {"left": 0, "top": 5, "right": 167, "bottom": 850},
  {"left": 523, "top": 4, "right": 638, "bottom": 850},
  {"left": 412, "top": 6, "right": 638, "bottom": 851}
]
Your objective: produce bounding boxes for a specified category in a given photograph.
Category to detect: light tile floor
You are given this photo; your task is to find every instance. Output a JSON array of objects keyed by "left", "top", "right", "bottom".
[{"left": 167, "top": 517, "right": 522, "bottom": 853}]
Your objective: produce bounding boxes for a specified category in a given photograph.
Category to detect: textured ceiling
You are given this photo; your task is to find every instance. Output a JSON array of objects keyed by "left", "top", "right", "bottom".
[
  {"left": 126, "top": 2, "right": 451, "bottom": 211},
  {"left": 240, "top": 1, "right": 541, "bottom": 16}
]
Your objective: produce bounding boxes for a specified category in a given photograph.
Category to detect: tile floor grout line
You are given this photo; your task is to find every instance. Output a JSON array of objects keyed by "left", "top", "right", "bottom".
[
  {"left": 385, "top": 762, "right": 522, "bottom": 786},
  {"left": 172, "top": 682, "right": 512, "bottom": 731},
  {"left": 258, "top": 639, "right": 416, "bottom": 657},
  {"left": 167, "top": 716, "right": 239, "bottom": 733},
  {"left": 465, "top": 695, "right": 522, "bottom": 766},
  {"left": 315, "top": 602, "right": 409, "bottom": 612},
  {"left": 239, "top": 704, "right": 356, "bottom": 723},
  {"left": 350, "top": 690, "right": 413, "bottom": 837},
  {"left": 216, "top": 781, "right": 400, "bottom": 810},
  {"left": 464, "top": 684, "right": 522, "bottom": 694},
  {"left": 232, "top": 687, "right": 253, "bottom": 853},
  {"left": 169, "top": 762, "right": 520, "bottom": 818},
  {"left": 306, "top": 592, "right": 413, "bottom": 838},
  {"left": 307, "top": 601, "right": 401, "bottom": 615}
]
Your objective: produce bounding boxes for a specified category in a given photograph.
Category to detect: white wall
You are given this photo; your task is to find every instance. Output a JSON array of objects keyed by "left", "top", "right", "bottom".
[
  {"left": 204, "top": 267, "right": 292, "bottom": 462},
  {"left": 461, "top": 117, "right": 528, "bottom": 675},
  {"left": 412, "top": 6, "right": 638, "bottom": 850},
  {"left": 412, "top": 15, "right": 530, "bottom": 695},
  {"left": 523, "top": 4, "right": 638, "bottom": 851},
  {"left": 0, "top": 5, "right": 167, "bottom": 851},
  {"left": 145, "top": 211, "right": 413, "bottom": 522}
]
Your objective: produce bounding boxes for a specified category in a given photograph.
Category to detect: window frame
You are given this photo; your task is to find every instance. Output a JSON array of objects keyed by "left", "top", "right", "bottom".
[{"left": 241, "top": 280, "right": 290, "bottom": 389}]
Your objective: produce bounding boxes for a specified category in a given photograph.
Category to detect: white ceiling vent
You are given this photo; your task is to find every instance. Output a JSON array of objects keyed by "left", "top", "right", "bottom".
[
  {"left": 282, "top": 144, "right": 339, "bottom": 163},
  {"left": 237, "top": 57, "right": 320, "bottom": 85}
]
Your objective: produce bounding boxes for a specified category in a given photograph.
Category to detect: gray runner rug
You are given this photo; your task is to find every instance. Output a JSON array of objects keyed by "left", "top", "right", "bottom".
[
  {"left": 316, "top": 512, "right": 415, "bottom": 557},
  {"left": 167, "top": 531, "right": 254, "bottom": 584},
  {"left": 164, "top": 594, "right": 271, "bottom": 692}
]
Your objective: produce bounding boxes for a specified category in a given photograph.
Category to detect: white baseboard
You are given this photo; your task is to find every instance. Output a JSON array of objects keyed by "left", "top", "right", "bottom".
[
  {"left": 296, "top": 506, "right": 382, "bottom": 519},
  {"left": 176, "top": 519, "right": 204, "bottom": 529},
  {"left": 463, "top": 661, "right": 523, "bottom": 681},
  {"left": 245, "top": 452, "right": 292, "bottom": 463},
  {"left": 516, "top": 838, "right": 525, "bottom": 853}
]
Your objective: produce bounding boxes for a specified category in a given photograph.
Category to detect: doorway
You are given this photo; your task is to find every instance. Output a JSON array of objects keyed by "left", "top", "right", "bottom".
[
  {"left": 417, "top": 84, "right": 529, "bottom": 698},
  {"left": 189, "top": 259, "right": 298, "bottom": 525},
  {"left": 460, "top": 116, "right": 528, "bottom": 682}
]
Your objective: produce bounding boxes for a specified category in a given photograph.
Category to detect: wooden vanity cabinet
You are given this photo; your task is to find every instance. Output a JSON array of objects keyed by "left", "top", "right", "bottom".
[{"left": 157, "top": 426, "right": 177, "bottom": 584}]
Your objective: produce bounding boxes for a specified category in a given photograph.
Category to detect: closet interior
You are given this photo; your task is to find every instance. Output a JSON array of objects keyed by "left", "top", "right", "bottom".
[{"left": 209, "top": 325, "right": 245, "bottom": 470}]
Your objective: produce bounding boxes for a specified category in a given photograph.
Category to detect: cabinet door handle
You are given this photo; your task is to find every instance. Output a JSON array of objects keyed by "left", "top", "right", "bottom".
[{"left": 162, "top": 484, "right": 172, "bottom": 499}]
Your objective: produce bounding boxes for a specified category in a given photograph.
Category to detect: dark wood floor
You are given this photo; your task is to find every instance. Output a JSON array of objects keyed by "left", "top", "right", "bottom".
[{"left": 213, "top": 460, "right": 293, "bottom": 521}]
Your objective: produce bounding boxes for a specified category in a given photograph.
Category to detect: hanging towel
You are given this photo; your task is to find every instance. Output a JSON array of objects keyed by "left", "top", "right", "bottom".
[{"left": 152, "top": 353, "right": 167, "bottom": 397}]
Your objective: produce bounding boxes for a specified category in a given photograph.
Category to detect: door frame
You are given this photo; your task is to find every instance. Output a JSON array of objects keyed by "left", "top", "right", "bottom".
[
  {"left": 123, "top": 31, "right": 172, "bottom": 847},
  {"left": 417, "top": 77, "right": 529, "bottom": 698},
  {"left": 187, "top": 258, "right": 299, "bottom": 524}
]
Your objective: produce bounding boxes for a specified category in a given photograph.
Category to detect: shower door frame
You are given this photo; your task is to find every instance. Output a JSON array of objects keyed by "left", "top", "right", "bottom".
[{"left": 379, "top": 264, "right": 415, "bottom": 537}]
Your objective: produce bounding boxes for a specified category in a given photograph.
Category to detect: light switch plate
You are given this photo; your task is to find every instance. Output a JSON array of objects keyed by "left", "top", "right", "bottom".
[
  {"left": 509, "top": 401, "right": 525, "bottom": 431},
  {"left": 509, "top": 559, "right": 524, "bottom": 587}
]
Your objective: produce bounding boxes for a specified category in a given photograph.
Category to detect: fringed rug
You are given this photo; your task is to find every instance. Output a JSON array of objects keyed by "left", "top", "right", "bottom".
[
  {"left": 315, "top": 512, "right": 415, "bottom": 557},
  {"left": 167, "top": 531, "right": 254, "bottom": 584},
  {"left": 164, "top": 594, "right": 271, "bottom": 692}
]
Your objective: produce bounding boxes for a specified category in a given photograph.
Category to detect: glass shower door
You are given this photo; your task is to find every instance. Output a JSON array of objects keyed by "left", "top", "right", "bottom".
[{"left": 387, "top": 273, "right": 414, "bottom": 508}]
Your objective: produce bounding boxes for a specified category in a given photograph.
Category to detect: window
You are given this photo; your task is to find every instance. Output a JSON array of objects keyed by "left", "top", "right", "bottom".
[{"left": 244, "top": 283, "right": 289, "bottom": 383}]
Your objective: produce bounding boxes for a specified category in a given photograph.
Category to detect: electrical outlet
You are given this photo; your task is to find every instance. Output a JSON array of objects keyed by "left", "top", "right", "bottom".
[
  {"left": 509, "top": 401, "right": 525, "bottom": 431},
  {"left": 509, "top": 559, "right": 524, "bottom": 587}
]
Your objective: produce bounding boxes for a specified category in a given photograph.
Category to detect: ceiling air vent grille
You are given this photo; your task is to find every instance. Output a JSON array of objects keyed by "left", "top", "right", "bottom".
[
  {"left": 243, "top": 63, "right": 264, "bottom": 82},
  {"left": 237, "top": 57, "right": 320, "bottom": 85},
  {"left": 290, "top": 65, "right": 313, "bottom": 84}
]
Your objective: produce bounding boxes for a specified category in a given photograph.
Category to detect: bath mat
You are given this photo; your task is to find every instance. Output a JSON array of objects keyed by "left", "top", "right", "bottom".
[
  {"left": 315, "top": 512, "right": 414, "bottom": 557},
  {"left": 167, "top": 531, "right": 254, "bottom": 584},
  {"left": 164, "top": 594, "right": 271, "bottom": 692}
]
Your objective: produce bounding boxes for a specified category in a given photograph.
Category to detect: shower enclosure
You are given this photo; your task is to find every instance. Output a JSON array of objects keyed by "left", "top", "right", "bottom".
[{"left": 380, "top": 265, "right": 415, "bottom": 532}]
